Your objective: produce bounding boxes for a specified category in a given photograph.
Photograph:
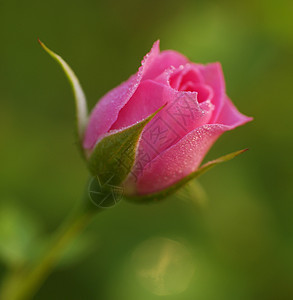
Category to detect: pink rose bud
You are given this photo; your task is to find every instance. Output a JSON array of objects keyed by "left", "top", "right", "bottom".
[
  {"left": 83, "top": 41, "right": 252, "bottom": 196},
  {"left": 40, "top": 39, "right": 252, "bottom": 201}
]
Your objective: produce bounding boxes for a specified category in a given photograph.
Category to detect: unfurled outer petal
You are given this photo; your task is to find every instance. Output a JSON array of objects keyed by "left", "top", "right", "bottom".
[
  {"left": 126, "top": 149, "right": 248, "bottom": 202},
  {"left": 215, "top": 96, "right": 253, "bottom": 127},
  {"left": 128, "top": 124, "right": 226, "bottom": 195},
  {"left": 83, "top": 41, "right": 160, "bottom": 150}
]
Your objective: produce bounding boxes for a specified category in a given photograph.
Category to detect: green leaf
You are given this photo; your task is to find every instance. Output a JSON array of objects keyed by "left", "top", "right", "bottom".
[
  {"left": 38, "top": 39, "right": 88, "bottom": 153},
  {"left": 88, "top": 106, "right": 165, "bottom": 186},
  {"left": 125, "top": 149, "right": 248, "bottom": 203}
]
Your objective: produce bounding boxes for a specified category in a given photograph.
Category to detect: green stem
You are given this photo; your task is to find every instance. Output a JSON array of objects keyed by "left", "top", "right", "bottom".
[{"left": 0, "top": 206, "right": 99, "bottom": 300}]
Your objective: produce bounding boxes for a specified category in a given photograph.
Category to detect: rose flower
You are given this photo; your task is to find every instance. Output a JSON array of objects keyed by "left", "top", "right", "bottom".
[{"left": 83, "top": 41, "right": 251, "bottom": 196}]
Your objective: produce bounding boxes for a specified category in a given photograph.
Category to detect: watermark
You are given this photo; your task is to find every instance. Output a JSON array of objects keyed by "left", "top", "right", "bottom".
[{"left": 88, "top": 174, "right": 124, "bottom": 208}]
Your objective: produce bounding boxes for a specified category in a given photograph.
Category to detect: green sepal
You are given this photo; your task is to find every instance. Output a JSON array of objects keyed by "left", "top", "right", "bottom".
[
  {"left": 88, "top": 106, "right": 165, "bottom": 186},
  {"left": 125, "top": 149, "right": 248, "bottom": 203},
  {"left": 38, "top": 39, "right": 88, "bottom": 157}
]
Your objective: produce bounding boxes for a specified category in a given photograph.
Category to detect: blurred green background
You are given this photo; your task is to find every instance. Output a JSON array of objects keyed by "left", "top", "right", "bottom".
[{"left": 0, "top": 0, "right": 293, "bottom": 299}]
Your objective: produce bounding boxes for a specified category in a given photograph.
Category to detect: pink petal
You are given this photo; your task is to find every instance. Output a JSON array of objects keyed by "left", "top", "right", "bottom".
[
  {"left": 216, "top": 96, "right": 253, "bottom": 127},
  {"left": 197, "top": 62, "right": 226, "bottom": 123},
  {"left": 179, "top": 82, "right": 214, "bottom": 103},
  {"left": 129, "top": 124, "right": 228, "bottom": 195},
  {"left": 169, "top": 65, "right": 204, "bottom": 89},
  {"left": 110, "top": 80, "right": 166, "bottom": 131},
  {"left": 83, "top": 41, "right": 160, "bottom": 149},
  {"left": 142, "top": 50, "right": 189, "bottom": 81},
  {"left": 135, "top": 98, "right": 214, "bottom": 171}
]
